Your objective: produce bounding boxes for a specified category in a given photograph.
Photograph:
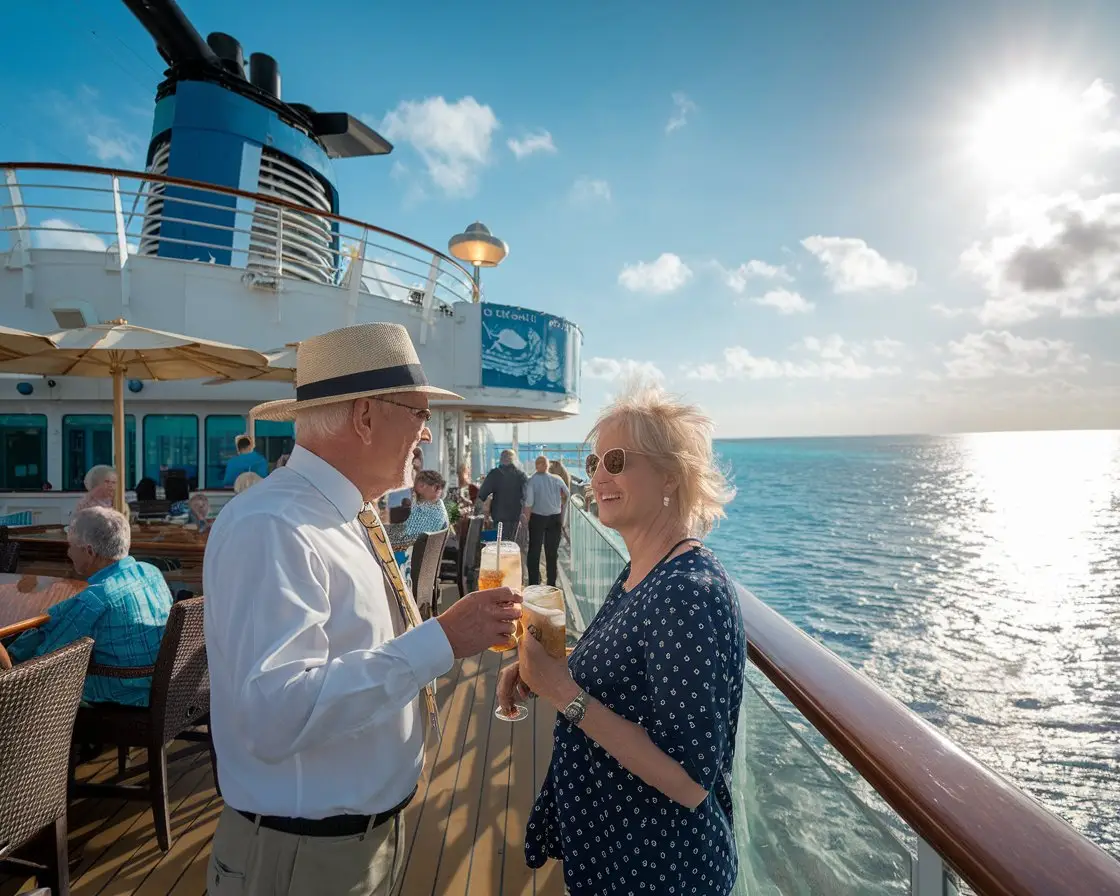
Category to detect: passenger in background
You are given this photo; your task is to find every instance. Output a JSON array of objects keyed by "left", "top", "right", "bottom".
[
  {"left": 75, "top": 465, "right": 117, "bottom": 513},
  {"left": 165, "top": 475, "right": 191, "bottom": 516},
  {"left": 134, "top": 477, "right": 158, "bottom": 501},
  {"left": 500, "top": 382, "right": 746, "bottom": 895},
  {"left": 233, "top": 471, "right": 263, "bottom": 494},
  {"left": 479, "top": 449, "right": 527, "bottom": 541},
  {"left": 222, "top": 434, "right": 269, "bottom": 487},
  {"left": 524, "top": 456, "right": 568, "bottom": 587},
  {"left": 549, "top": 460, "right": 573, "bottom": 546},
  {"left": 404, "top": 470, "right": 449, "bottom": 540},
  {"left": 4, "top": 507, "right": 172, "bottom": 706},
  {"left": 188, "top": 493, "right": 211, "bottom": 533}
]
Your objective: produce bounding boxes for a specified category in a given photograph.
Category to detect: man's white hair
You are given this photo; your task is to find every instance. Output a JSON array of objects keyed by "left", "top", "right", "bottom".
[
  {"left": 83, "top": 464, "right": 117, "bottom": 491},
  {"left": 70, "top": 506, "right": 131, "bottom": 560},
  {"left": 294, "top": 400, "right": 356, "bottom": 441}
]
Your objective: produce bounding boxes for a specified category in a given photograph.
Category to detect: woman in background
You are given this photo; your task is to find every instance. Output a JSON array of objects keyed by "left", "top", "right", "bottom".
[
  {"left": 188, "top": 493, "right": 211, "bottom": 533},
  {"left": 499, "top": 383, "right": 746, "bottom": 895},
  {"left": 233, "top": 471, "right": 263, "bottom": 494},
  {"left": 75, "top": 465, "right": 117, "bottom": 513}
]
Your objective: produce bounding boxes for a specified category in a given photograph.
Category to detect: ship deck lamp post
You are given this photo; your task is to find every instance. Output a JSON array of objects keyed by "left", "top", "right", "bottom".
[{"left": 448, "top": 222, "right": 508, "bottom": 302}]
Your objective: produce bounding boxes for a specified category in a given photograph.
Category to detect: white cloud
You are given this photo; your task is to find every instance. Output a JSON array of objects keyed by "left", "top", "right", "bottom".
[
  {"left": 961, "top": 190, "right": 1120, "bottom": 324},
  {"left": 666, "top": 91, "right": 697, "bottom": 133},
  {"left": 570, "top": 177, "right": 611, "bottom": 205},
  {"left": 683, "top": 334, "right": 899, "bottom": 381},
  {"left": 583, "top": 357, "right": 664, "bottom": 382},
  {"left": 717, "top": 259, "right": 792, "bottom": 292},
  {"left": 87, "top": 135, "right": 139, "bottom": 164},
  {"left": 931, "top": 303, "right": 969, "bottom": 318},
  {"left": 801, "top": 235, "right": 917, "bottom": 293},
  {"left": 943, "top": 330, "right": 1089, "bottom": 379},
  {"left": 51, "top": 87, "right": 144, "bottom": 166},
  {"left": 751, "top": 289, "right": 814, "bottom": 315},
  {"left": 380, "top": 96, "right": 499, "bottom": 197},
  {"left": 507, "top": 130, "right": 557, "bottom": 159},
  {"left": 872, "top": 337, "right": 906, "bottom": 359},
  {"left": 618, "top": 253, "right": 693, "bottom": 294},
  {"left": 36, "top": 219, "right": 107, "bottom": 251}
]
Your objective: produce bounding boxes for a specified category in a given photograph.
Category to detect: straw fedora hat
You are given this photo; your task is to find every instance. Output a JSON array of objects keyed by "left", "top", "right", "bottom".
[{"left": 250, "top": 323, "right": 461, "bottom": 422}]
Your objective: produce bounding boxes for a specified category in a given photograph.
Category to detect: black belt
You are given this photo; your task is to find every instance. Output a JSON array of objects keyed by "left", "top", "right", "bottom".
[{"left": 235, "top": 787, "right": 416, "bottom": 838}]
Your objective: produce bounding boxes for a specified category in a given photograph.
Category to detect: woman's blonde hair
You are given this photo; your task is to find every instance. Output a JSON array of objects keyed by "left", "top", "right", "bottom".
[{"left": 588, "top": 381, "right": 734, "bottom": 537}]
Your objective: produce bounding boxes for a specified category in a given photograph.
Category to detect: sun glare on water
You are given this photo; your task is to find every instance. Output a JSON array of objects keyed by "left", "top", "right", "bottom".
[{"left": 966, "top": 81, "right": 1093, "bottom": 185}]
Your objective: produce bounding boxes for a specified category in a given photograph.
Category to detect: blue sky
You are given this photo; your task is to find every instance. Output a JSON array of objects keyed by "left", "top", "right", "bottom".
[{"left": 3, "top": 0, "right": 1120, "bottom": 440}]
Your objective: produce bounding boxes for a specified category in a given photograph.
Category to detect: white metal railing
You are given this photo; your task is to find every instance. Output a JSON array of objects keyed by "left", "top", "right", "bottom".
[{"left": 0, "top": 162, "right": 479, "bottom": 321}]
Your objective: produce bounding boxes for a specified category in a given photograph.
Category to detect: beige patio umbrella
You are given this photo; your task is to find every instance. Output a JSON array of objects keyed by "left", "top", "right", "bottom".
[
  {"left": 202, "top": 344, "right": 297, "bottom": 385},
  {"left": 0, "top": 319, "right": 270, "bottom": 513},
  {"left": 0, "top": 324, "right": 57, "bottom": 361}
]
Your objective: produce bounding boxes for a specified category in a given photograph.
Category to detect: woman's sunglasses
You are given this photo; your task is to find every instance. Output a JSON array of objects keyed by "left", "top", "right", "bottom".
[{"left": 585, "top": 448, "right": 651, "bottom": 478}]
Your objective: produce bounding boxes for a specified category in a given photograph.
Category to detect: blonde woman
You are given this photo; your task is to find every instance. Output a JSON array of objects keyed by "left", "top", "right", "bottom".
[
  {"left": 499, "top": 383, "right": 746, "bottom": 895},
  {"left": 233, "top": 471, "right": 263, "bottom": 494}
]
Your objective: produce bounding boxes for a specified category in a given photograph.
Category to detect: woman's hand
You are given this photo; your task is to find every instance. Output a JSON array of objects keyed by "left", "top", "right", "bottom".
[
  {"left": 496, "top": 659, "right": 532, "bottom": 716},
  {"left": 517, "top": 633, "right": 579, "bottom": 711}
]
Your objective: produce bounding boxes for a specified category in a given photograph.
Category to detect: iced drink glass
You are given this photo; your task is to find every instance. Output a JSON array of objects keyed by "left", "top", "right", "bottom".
[{"left": 481, "top": 540, "right": 523, "bottom": 653}]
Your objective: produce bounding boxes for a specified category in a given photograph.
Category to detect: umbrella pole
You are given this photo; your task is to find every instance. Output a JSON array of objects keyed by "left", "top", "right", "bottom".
[{"left": 113, "top": 367, "right": 127, "bottom": 515}]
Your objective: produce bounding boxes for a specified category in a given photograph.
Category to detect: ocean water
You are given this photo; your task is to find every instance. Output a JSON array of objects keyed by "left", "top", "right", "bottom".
[
  {"left": 707, "top": 431, "right": 1120, "bottom": 876},
  {"left": 545, "top": 431, "right": 1120, "bottom": 888}
]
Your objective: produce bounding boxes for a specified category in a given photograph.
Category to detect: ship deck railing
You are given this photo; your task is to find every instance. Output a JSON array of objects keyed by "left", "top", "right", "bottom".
[{"left": 0, "top": 161, "right": 480, "bottom": 313}]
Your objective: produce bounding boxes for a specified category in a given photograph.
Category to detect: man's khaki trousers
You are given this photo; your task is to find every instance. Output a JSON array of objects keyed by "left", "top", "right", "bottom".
[{"left": 207, "top": 805, "right": 405, "bottom": 895}]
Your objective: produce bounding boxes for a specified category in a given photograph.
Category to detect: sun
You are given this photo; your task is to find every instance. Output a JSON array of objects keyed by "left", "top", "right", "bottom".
[{"left": 966, "top": 81, "right": 1091, "bottom": 185}]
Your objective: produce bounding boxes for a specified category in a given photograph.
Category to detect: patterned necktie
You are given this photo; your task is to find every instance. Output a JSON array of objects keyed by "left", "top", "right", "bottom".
[{"left": 357, "top": 505, "right": 442, "bottom": 744}]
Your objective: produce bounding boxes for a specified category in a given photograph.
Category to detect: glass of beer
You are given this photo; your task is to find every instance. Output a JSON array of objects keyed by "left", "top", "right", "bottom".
[
  {"left": 494, "top": 584, "right": 567, "bottom": 723},
  {"left": 481, "top": 540, "right": 523, "bottom": 653}
]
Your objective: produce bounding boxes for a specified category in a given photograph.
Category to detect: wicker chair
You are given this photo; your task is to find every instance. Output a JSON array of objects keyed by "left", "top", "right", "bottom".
[
  {"left": 68, "top": 597, "right": 215, "bottom": 852},
  {"left": 0, "top": 637, "right": 94, "bottom": 896},
  {"left": 0, "top": 540, "right": 18, "bottom": 574},
  {"left": 409, "top": 527, "right": 449, "bottom": 618},
  {"left": 456, "top": 515, "right": 484, "bottom": 595}
]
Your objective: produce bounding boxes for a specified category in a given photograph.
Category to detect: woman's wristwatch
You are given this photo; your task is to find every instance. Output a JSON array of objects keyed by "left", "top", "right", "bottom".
[{"left": 562, "top": 688, "right": 590, "bottom": 725}]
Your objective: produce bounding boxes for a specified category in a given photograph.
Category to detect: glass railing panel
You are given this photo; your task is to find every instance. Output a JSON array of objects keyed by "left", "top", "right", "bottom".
[
  {"left": 734, "top": 667, "right": 912, "bottom": 895},
  {"left": 564, "top": 504, "right": 627, "bottom": 630}
]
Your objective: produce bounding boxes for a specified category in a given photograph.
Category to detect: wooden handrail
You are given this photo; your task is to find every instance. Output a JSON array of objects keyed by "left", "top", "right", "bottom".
[
  {"left": 738, "top": 585, "right": 1120, "bottom": 895},
  {"left": 0, "top": 160, "right": 477, "bottom": 293}
]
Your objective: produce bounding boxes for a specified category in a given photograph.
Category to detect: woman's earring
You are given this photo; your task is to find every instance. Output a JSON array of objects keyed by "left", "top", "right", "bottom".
[{"left": 663, "top": 495, "right": 670, "bottom": 507}]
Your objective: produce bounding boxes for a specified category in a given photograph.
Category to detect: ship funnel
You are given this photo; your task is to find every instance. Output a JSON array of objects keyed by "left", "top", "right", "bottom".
[
  {"left": 249, "top": 53, "right": 281, "bottom": 99},
  {"left": 206, "top": 32, "right": 245, "bottom": 79}
]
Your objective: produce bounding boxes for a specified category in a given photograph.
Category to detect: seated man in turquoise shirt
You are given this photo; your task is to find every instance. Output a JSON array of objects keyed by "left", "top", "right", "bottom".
[
  {"left": 5, "top": 506, "right": 172, "bottom": 706},
  {"left": 222, "top": 434, "right": 270, "bottom": 487}
]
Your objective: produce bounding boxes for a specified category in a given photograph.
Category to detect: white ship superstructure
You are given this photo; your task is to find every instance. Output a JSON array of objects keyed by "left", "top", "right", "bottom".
[{"left": 0, "top": 0, "right": 581, "bottom": 522}]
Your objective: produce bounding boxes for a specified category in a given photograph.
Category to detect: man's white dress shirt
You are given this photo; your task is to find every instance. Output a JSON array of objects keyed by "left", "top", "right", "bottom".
[{"left": 203, "top": 445, "right": 454, "bottom": 819}]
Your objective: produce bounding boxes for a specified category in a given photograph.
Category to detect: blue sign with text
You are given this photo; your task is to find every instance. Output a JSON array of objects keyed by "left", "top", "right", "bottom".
[{"left": 480, "top": 304, "right": 581, "bottom": 395}]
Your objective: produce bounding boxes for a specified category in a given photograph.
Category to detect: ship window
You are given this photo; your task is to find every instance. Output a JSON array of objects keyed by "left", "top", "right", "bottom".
[
  {"left": 143, "top": 415, "right": 199, "bottom": 490},
  {"left": 0, "top": 414, "right": 47, "bottom": 490},
  {"left": 205, "top": 415, "right": 246, "bottom": 488},
  {"left": 62, "top": 415, "right": 137, "bottom": 490},
  {"left": 254, "top": 420, "right": 294, "bottom": 471}
]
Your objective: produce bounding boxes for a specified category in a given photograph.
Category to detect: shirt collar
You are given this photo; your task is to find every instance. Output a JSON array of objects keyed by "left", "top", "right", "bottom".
[
  {"left": 284, "top": 445, "right": 364, "bottom": 520},
  {"left": 88, "top": 556, "right": 134, "bottom": 585}
]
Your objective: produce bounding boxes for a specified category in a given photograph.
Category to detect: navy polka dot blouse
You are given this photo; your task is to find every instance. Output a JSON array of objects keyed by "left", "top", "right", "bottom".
[{"left": 525, "top": 546, "right": 747, "bottom": 894}]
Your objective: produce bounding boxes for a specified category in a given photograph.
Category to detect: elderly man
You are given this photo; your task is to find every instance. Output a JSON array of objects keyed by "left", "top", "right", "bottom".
[
  {"left": 203, "top": 323, "right": 521, "bottom": 896},
  {"left": 2, "top": 506, "right": 171, "bottom": 705},
  {"left": 524, "top": 455, "right": 569, "bottom": 587},
  {"left": 478, "top": 449, "right": 528, "bottom": 542}
]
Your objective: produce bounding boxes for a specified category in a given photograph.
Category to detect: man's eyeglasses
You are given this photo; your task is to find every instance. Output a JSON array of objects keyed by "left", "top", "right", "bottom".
[
  {"left": 374, "top": 396, "right": 432, "bottom": 424},
  {"left": 585, "top": 448, "right": 652, "bottom": 478}
]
